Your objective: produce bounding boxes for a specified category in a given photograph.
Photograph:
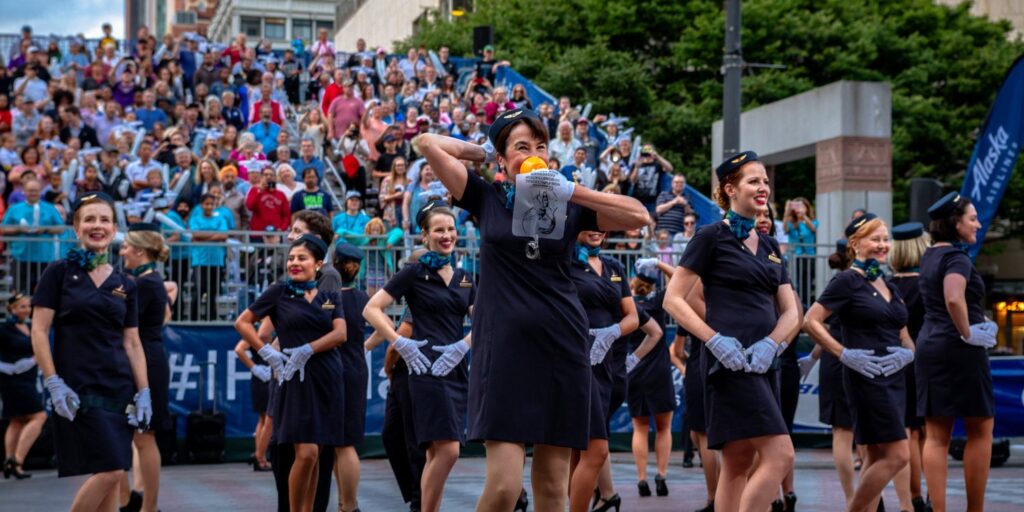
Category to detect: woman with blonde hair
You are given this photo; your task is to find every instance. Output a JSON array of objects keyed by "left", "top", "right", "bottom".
[
  {"left": 299, "top": 108, "right": 327, "bottom": 158},
  {"left": 191, "top": 159, "right": 220, "bottom": 203},
  {"left": 379, "top": 156, "right": 410, "bottom": 230},
  {"left": 117, "top": 222, "right": 176, "bottom": 512}
]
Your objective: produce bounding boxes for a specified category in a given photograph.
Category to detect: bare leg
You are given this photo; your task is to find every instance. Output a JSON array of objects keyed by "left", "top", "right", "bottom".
[
  {"left": 568, "top": 439, "right": 609, "bottom": 512},
  {"left": 290, "top": 443, "right": 320, "bottom": 512},
  {"left": 334, "top": 445, "right": 361, "bottom": 511},
  {"left": 849, "top": 442, "right": 909, "bottom": 512},
  {"left": 13, "top": 412, "right": 46, "bottom": 464},
  {"left": 737, "top": 435, "right": 794, "bottom": 512},
  {"left": 909, "top": 428, "right": 924, "bottom": 499},
  {"left": 716, "top": 439, "right": 755, "bottom": 512},
  {"left": 255, "top": 414, "right": 271, "bottom": 466},
  {"left": 4, "top": 418, "right": 23, "bottom": 460},
  {"left": 133, "top": 432, "right": 162, "bottom": 512},
  {"left": 631, "top": 416, "right": 651, "bottom": 482},
  {"left": 596, "top": 455, "right": 615, "bottom": 500},
  {"left": 475, "top": 441, "right": 525, "bottom": 512},
  {"left": 421, "top": 440, "right": 459, "bottom": 512},
  {"left": 693, "top": 431, "right": 719, "bottom": 504},
  {"left": 70, "top": 470, "right": 124, "bottom": 512},
  {"left": 832, "top": 427, "right": 856, "bottom": 503},
  {"left": 922, "top": 418, "right": 953, "bottom": 512},
  {"left": 962, "top": 417, "right": 993, "bottom": 512},
  {"left": 532, "top": 443, "right": 572, "bottom": 512},
  {"left": 653, "top": 412, "right": 673, "bottom": 478}
]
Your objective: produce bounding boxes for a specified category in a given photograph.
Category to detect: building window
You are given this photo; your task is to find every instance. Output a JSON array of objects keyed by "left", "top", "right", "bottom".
[
  {"left": 292, "top": 19, "right": 312, "bottom": 42},
  {"left": 315, "top": 20, "right": 334, "bottom": 34},
  {"left": 265, "top": 17, "right": 286, "bottom": 40},
  {"left": 175, "top": 11, "right": 198, "bottom": 24},
  {"left": 240, "top": 17, "right": 261, "bottom": 38}
]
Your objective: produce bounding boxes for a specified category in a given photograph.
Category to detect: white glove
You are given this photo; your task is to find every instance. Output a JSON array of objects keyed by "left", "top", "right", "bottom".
[
  {"left": 251, "top": 364, "right": 272, "bottom": 383},
  {"left": 257, "top": 344, "right": 290, "bottom": 377},
  {"left": 589, "top": 324, "right": 621, "bottom": 366},
  {"left": 394, "top": 336, "right": 431, "bottom": 375},
  {"left": 481, "top": 140, "right": 497, "bottom": 164},
  {"left": 706, "top": 333, "right": 746, "bottom": 372},
  {"left": 839, "top": 348, "right": 885, "bottom": 379},
  {"left": 878, "top": 346, "right": 915, "bottom": 376},
  {"left": 430, "top": 340, "right": 470, "bottom": 377},
  {"left": 964, "top": 321, "right": 998, "bottom": 348},
  {"left": 281, "top": 344, "right": 315, "bottom": 382},
  {"left": 634, "top": 258, "right": 658, "bottom": 277},
  {"left": 0, "top": 361, "right": 14, "bottom": 375},
  {"left": 45, "top": 375, "right": 80, "bottom": 421},
  {"left": 549, "top": 170, "right": 576, "bottom": 201},
  {"left": 12, "top": 357, "right": 37, "bottom": 374},
  {"left": 626, "top": 353, "right": 640, "bottom": 373}
]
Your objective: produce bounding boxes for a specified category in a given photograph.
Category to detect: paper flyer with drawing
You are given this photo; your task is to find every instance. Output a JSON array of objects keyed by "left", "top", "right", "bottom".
[{"left": 512, "top": 170, "right": 567, "bottom": 240}]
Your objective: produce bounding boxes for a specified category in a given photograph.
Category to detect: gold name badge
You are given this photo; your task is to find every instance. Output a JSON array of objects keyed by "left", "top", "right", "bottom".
[
  {"left": 610, "top": 274, "right": 622, "bottom": 282},
  {"left": 767, "top": 254, "right": 782, "bottom": 264},
  {"left": 459, "top": 278, "right": 472, "bottom": 288},
  {"left": 112, "top": 286, "right": 127, "bottom": 299},
  {"left": 321, "top": 301, "right": 336, "bottom": 310}
]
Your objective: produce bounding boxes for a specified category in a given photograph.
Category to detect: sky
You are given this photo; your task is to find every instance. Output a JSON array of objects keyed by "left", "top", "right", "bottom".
[{"left": 0, "top": 0, "right": 124, "bottom": 39}]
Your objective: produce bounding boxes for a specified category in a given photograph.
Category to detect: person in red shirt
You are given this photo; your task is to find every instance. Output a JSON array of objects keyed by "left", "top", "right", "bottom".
[
  {"left": 319, "top": 68, "right": 346, "bottom": 116},
  {"left": 221, "top": 34, "right": 247, "bottom": 67},
  {"left": 483, "top": 86, "right": 516, "bottom": 125},
  {"left": 249, "top": 84, "right": 284, "bottom": 126},
  {"left": 245, "top": 165, "right": 291, "bottom": 242},
  {"left": 327, "top": 81, "right": 366, "bottom": 142},
  {"left": 0, "top": 94, "right": 12, "bottom": 134}
]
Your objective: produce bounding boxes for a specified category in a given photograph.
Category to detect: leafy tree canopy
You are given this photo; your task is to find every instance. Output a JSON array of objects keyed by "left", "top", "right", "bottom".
[{"left": 402, "top": 0, "right": 1024, "bottom": 238}]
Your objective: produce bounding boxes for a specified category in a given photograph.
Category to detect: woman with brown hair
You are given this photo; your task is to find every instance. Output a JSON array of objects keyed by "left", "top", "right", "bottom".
[
  {"left": 117, "top": 222, "right": 176, "bottom": 512},
  {"left": 0, "top": 292, "right": 46, "bottom": 480},
  {"left": 379, "top": 156, "right": 410, "bottom": 230},
  {"left": 663, "top": 151, "right": 800, "bottom": 512}
]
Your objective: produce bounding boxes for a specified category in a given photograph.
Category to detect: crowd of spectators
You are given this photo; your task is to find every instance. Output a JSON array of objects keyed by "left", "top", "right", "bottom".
[{"left": 0, "top": 23, "right": 699, "bottom": 318}]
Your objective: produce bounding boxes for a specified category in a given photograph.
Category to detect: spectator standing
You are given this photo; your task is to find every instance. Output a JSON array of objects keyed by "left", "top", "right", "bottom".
[
  {"left": 630, "top": 145, "right": 673, "bottom": 212},
  {"left": 327, "top": 82, "right": 366, "bottom": 142},
  {"left": 275, "top": 164, "right": 302, "bottom": 201},
  {"left": 483, "top": 87, "right": 516, "bottom": 125},
  {"left": 58, "top": 107, "right": 100, "bottom": 148},
  {"left": 219, "top": 166, "right": 250, "bottom": 230},
  {"left": 290, "top": 167, "right": 335, "bottom": 217},
  {"left": 548, "top": 121, "right": 581, "bottom": 165},
  {"left": 136, "top": 91, "right": 168, "bottom": 132},
  {"left": 248, "top": 105, "right": 281, "bottom": 155},
  {"left": 291, "top": 138, "right": 326, "bottom": 181},
  {"left": 125, "top": 139, "right": 164, "bottom": 192},
  {"left": 783, "top": 197, "right": 818, "bottom": 255},
  {"left": 246, "top": 166, "right": 290, "bottom": 235},
  {"left": 13, "top": 65, "right": 47, "bottom": 104},
  {"left": 333, "top": 191, "right": 370, "bottom": 245},
  {"left": 12, "top": 97, "right": 41, "bottom": 148},
  {"left": 188, "top": 193, "right": 229, "bottom": 320},
  {"left": 1, "top": 178, "right": 64, "bottom": 291},
  {"left": 671, "top": 212, "right": 698, "bottom": 257},
  {"left": 655, "top": 175, "right": 691, "bottom": 236}
]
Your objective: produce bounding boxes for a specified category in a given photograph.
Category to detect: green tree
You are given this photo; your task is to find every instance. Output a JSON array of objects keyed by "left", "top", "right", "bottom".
[{"left": 402, "top": 0, "right": 1024, "bottom": 238}]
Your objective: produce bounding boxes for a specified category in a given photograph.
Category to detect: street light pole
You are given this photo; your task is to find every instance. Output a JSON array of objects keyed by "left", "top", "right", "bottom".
[{"left": 722, "top": 0, "right": 742, "bottom": 159}]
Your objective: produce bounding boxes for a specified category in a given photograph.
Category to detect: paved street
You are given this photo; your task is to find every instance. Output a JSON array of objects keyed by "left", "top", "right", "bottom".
[{"left": 3, "top": 445, "right": 1023, "bottom": 511}]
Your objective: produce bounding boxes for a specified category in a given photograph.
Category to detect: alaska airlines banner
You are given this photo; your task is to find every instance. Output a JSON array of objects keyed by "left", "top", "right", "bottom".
[{"left": 961, "top": 55, "right": 1024, "bottom": 260}]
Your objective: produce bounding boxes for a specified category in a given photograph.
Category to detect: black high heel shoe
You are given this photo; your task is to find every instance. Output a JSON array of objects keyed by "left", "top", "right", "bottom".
[
  {"left": 637, "top": 479, "right": 651, "bottom": 497},
  {"left": 3, "top": 458, "right": 30, "bottom": 480},
  {"left": 694, "top": 500, "right": 715, "bottom": 512},
  {"left": 784, "top": 492, "right": 797, "bottom": 512},
  {"left": 119, "top": 490, "right": 143, "bottom": 512},
  {"left": 591, "top": 494, "right": 621, "bottom": 512},
  {"left": 514, "top": 488, "right": 528, "bottom": 511},
  {"left": 771, "top": 498, "right": 785, "bottom": 512},
  {"left": 654, "top": 474, "right": 668, "bottom": 496}
]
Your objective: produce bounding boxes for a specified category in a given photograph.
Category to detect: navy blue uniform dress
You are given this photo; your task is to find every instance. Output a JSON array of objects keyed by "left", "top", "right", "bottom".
[
  {"left": 248, "top": 283, "right": 346, "bottom": 445},
  {"left": 339, "top": 286, "right": 370, "bottom": 446},
  {"left": 892, "top": 274, "right": 925, "bottom": 428},
  {"left": 570, "top": 255, "right": 630, "bottom": 441},
  {"left": 915, "top": 246, "right": 993, "bottom": 418},
  {"left": 384, "top": 263, "right": 474, "bottom": 446},
  {"left": 677, "top": 222, "right": 789, "bottom": 449},
  {"left": 133, "top": 270, "right": 172, "bottom": 431},
  {"left": 0, "top": 320, "right": 44, "bottom": 419},
  {"left": 817, "top": 269, "right": 909, "bottom": 445},
  {"left": 683, "top": 336, "right": 706, "bottom": 432},
  {"left": 627, "top": 290, "right": 675, "bottom": 418},
  {"left": 818, "top": 314, "right": 854, "bottom": 428},
  {"left": 32, "top": 260, "right": 138, "bottom": 477},
  {"left": 777, "top": 340, "right": 800, "bottom": 432},
  {"left": 250, "top": 349, "right": 270, "bottom": 414},
  {"left": 453, "top": 172, "right": 598, "bottom": 449}
]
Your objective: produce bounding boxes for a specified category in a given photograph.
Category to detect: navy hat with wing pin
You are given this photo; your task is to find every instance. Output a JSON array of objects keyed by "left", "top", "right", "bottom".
[
  {"left": 927, "top": 191, "right": 962, "bottom": 220},
  {"left": 845, "top": 212, "right": 878, "bottom": 237},
  {"left": 892, "top": 222, "right": 924, "bottom": 241},
  {"left": 715, "top": 151, "right": 759, "bottom": 181}
]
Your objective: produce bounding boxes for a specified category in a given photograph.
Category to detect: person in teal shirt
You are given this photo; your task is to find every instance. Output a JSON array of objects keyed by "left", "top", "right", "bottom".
[
  {"left": 188, "top": 193, "right": 230, "bottom": 320},
  {"left": 783, "top": 198, "right": 819, "bottom": 255},
  {"left": 1, "top": 178, "right": 65, "bottom": 291},
  {"left": 332, "top": 191, "right": 371, "bottom": 245}
]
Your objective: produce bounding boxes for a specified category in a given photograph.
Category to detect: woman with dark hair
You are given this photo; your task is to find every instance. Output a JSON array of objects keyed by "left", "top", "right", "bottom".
[
  {"left": 118, "top": 222, "right": 175, "bottom": 512},
  {"left": 663, "top": 151, "right": 800, "bottom": 512},
  {"left": 0, "top": 292, "right": 46, "bottom": 480},
  {"left": 234, "top": 235, "right": 347, "bottom": 512},
  {"left": 364, "top": 201, "right": 474, "bottom": 512},
  {"left": 804, "top": 213, "right": 915, "bottom": 512},
  {"left": 917, "top": 192, "right": 996, "bottom": 512},
  {"left": 417, "top": 109, "right": 649, "bottom": 510},
  {"left": 567, "top": 229, "right": 639, "bottom": 512},
  {"left": 30, "top": 192, "right": 152, "bottom": 510},
  {"left": 889, "top": 222, "right": 931, "bottom": 512}
]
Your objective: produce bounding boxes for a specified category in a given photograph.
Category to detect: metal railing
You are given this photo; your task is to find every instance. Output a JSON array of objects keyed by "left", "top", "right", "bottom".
[{"left": 0, "top": 233, "right": 838, "bottom": 325}]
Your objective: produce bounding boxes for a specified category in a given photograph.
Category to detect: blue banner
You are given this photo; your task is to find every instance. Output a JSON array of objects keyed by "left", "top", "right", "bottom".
[
  {"left": 961, "top": 55, "right": 1024, "bottom": 259},
  {"left": 162, "top": 328, "right": 1024, "bottom": 439}
]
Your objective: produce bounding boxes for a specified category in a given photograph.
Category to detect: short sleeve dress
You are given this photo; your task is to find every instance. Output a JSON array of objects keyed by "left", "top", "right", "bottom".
[
  {"left": 915, "top": 246, "right": 993, "bottom": 418},
  {"left": 133, "top": 269, "right": 172, "bottom": 431},
  {"left": 338, "top": 286, "right": 370, "bottom": 446},
  {"left": 676, "top": 222, "right": 790, "bottom": 449},
  {"left": 816, "top": 269, "right": 909, "bottom": 445},
  {"left": 32, "top": 260, "right": 139, "bottom": 477},
  {"left": 569, "top": 255, "right": 630, "bottom": 440},
  {"left": 247, "top": 283, "right": 346, "bottom": 445},
  {"left": 818, "top": 313, "right": 854, "bottom": 429},
  {"left": 453, "top": 172, "right": 598, "bottom": 449},
  {"left": 627, "top": 289, "right": 676, "bottom": 419},
  {"left": 384, "top": 262, "right": 474, "bottom": 446},
  {"left": 0, "top": 320, "right": 44, "bottom": 419},
  {"left": 891, "top": 274, "right": 925, "bottom": 428}
]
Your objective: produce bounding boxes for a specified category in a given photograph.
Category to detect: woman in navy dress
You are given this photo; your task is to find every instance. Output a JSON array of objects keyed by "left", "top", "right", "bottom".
[
  {"left": 916, "top": 192, "right": 996, "bottom": 512},
  {"left": 118, "top": 222, "right": 175, "bottom": 512},
  {"left": 568, "top": 230, "right": 639, "bottom": 512},
  {"left": 30, "top": 192, "right": 153, "bottom": 511},
  {"left": 625, "top": 259, "right": 676, "bottom": 499},
  {"left": 235, "top": 234, "right": 348, "bottom": 512},
  {"left": 418, "top": 109, "right": 649, "bottom": 510},
  {"left": 332, "top": 241, "right": 371, "bottom": 512},
  {"left": 663, "top": 152, "right": 799, "bottom": 512},
  {"left": 805, "top": 213, "right": 916, "bottom": 512},
  {"left": 0, "top": 292, "right": 46, "bottom": 480},
  {"left": 233, "top": 339, "right": 273, "bottom": 471},
  {"left": 364, "top": 202, "right": 475, "bottom": 512},
  {"left": 889, "top": 222, "right": 930, "bottom": 512}
]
